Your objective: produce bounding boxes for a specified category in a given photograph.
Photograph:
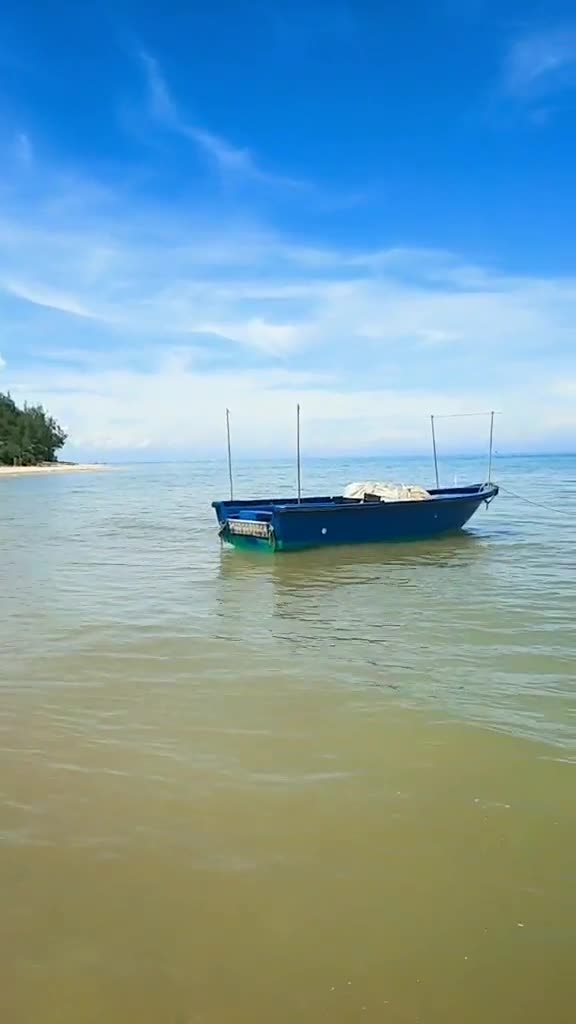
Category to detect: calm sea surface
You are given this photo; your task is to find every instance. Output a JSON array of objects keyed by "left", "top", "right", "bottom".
[{"left": 1, "top": 455, "right": 575, "bottom": 1022}]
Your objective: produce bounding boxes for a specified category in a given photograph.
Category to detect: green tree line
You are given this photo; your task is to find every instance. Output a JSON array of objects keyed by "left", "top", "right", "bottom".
[{"left": 0, "top": 393, "right": 67, "bottom": 466}]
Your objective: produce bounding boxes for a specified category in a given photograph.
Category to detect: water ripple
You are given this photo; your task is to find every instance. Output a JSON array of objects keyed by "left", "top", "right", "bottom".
[{"left": 0, "top": 455, "right": 575, "bottom": 746}]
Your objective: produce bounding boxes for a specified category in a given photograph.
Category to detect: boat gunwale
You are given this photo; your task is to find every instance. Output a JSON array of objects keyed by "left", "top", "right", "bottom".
[{"left": 213, "top": 483, "right": 499, "bottom": 518}]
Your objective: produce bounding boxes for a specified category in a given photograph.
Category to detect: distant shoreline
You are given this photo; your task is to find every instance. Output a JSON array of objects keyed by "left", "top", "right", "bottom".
[{"left": 0, "top": 463, "right": 109, "bottom": 478}]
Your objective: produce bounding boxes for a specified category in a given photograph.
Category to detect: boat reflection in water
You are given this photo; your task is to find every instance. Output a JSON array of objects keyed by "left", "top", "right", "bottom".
[
  {"left": 213, "top": 531, "right": 494, "bottom": 694},
  {"left": 217, "top": 529, "right": 487, "bottom": 590}
]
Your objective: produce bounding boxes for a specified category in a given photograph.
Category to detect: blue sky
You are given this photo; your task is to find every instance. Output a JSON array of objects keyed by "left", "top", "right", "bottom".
[{"left": 1, "top": 0, "right": 576, "bottom": 457}]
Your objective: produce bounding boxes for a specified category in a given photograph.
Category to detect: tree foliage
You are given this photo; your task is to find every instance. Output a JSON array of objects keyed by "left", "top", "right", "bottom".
[{"left": 0, "top": 393, "right": 67, "bottom": 466}]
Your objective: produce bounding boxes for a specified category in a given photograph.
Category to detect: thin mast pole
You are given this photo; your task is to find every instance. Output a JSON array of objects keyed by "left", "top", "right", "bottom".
[
  {"left": 296, "top": 403, "right": 302, "bottom": 503},
  {"left": 226, "top": 408, "right": 234, "bottom": 500},
  {"left": 430, "top": 414, "right": 440, "bottom": 489},
  {"left": 487, "top": 410, "right": 495, "bottom": 484}
]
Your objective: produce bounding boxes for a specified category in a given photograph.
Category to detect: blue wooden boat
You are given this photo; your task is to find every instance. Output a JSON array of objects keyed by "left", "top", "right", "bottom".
[{"left": 213, "top": 482, "right": 499, "bottom": 552}]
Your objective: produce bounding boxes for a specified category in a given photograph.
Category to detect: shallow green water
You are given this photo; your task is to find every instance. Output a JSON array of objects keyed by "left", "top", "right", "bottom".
[{"left": 1, "top": 456, "right": 575, "bottom": 1022}]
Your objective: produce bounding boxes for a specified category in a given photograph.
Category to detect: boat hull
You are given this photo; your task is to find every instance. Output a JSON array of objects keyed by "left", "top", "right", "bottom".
[{"left": 213, "top": 484, "right": 499, "bottom": 552}]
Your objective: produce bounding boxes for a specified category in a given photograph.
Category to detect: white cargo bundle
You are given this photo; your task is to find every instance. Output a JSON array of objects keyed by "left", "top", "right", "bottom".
[{"left": 344, "top": 482, "right": 431, "bottom": 502}]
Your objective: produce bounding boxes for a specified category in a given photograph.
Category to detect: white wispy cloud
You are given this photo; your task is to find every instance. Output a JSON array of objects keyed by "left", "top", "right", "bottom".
[
  {"left": 9, "top": 347, "right": 574, "bottom": 458},
  {"left": 1, "top": 278, "right": 101, "bottom": 320},
  {"left": 550, "top": 377, "right": 576, "bottom": 398},
  {"left": 415, "top": 329, "right": 462, "bottom": 346},
  {"left": 503, "top": 26, "right": 576, "bottom": 96},
  {"left": 5, "top": 216, "right": 576, "bottom": 367},
  {"left": 1, "top": 125, "right": 576, "bottom": 455},
  {"left": 137, "top": 49, "right": 307, "bottom": 189},
  {"left": 6, "top": 356, "right": 500, "bottom": 455},
  {"left": 137, "top": 49, "right": 175, "bottom": 122},
  {"left": 194, "top": 318, "right": 315, "bottom": 354},
  {"left": 14, "top": 131, "right": 32, "bottom": 166}
]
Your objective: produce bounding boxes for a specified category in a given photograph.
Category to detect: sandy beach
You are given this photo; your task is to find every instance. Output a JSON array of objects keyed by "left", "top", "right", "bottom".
[{"left": 0, "top": 463, "right": 108, "bottom": 478}]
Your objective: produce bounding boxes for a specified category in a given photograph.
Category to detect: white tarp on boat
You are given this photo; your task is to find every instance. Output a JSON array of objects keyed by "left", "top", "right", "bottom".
[{"left": 344, "top": 481, "right": 431, "bottom": 502}]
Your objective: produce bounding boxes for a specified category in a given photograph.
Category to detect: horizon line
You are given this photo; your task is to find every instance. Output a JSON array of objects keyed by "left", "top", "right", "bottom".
[{"left": 77, "top": 450, "right": 576, "bottom": 465}]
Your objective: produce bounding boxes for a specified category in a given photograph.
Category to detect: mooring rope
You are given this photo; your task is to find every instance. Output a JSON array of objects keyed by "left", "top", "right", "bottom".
[{"left": 499, "top": 485, "right": 575, "bottom": 517}]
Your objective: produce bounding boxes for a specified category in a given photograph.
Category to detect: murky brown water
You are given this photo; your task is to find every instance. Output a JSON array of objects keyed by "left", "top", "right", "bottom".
[{"left": 1, "top": 458, "right": 575, "bottom": 1022}]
